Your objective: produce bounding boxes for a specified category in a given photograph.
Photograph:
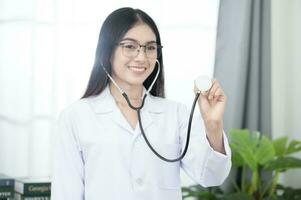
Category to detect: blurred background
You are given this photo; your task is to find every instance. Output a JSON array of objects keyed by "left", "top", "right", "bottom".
[
  {"left": 0, "top": 0, "right": 219, "bottom": 186},
  {"left": 0, "top": 0, "right": 300, "bottom": 190}
]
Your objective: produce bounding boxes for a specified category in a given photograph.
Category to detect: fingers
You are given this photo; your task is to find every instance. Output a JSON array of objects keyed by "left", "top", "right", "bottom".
[
  {"left": 194, "top": 78, "right": 226, "bottom": 101},
  {"left": 207, "top": 79, "right": 225, "bottom": 100},
  {"left": 214, "top": 88, "right": 224, "bottom": 96}
]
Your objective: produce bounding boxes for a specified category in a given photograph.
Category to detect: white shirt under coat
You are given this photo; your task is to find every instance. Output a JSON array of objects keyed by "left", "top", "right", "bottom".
[{"left": 51, "top": 85, "right": 231, "bottom": 200}]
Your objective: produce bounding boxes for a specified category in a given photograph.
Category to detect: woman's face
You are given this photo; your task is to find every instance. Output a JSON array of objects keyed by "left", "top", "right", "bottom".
[{"left": 110, "top": 23, "right": 157, "bottom": 88}]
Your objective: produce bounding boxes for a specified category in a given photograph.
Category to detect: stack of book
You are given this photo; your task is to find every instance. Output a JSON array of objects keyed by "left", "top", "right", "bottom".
[
  {"left": 14, "top": 177, "right": 51, "bottom": 200},
  {"left": 0, "top": 173, "right": 14, "bottom": 200}
]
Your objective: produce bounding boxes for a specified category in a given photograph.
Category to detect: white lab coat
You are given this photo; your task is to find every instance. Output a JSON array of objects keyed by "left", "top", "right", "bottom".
[{"left": 51, "top": 85, "right": 231, "bottom": 200}]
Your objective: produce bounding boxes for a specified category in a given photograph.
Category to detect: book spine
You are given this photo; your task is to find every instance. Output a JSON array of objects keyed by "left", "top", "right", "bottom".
[
  {"left": 0, "top": 184, "right": 14, "bottom": 198},
  {"left": 0, "top": 179, "right": 14, "bottom": 187},
  {"left": 0, "top": 185, "right": 14, "bottom": 192},
  {"left": 25, "top": 197, "right": 50, "bottom": 200},
  {"left": 0, "top": 190, "right": 14, "bottom": 198},
  {"left": 23, "top": 183, "right": 51, "bottom": 196},
  {"left": 15, "top": 193, "right": 50, "bottom": 200}
]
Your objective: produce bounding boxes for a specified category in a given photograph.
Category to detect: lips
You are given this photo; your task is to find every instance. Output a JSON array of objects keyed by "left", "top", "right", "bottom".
[{"left": 128, "top": 66, "right": 147, "bottom": 72}]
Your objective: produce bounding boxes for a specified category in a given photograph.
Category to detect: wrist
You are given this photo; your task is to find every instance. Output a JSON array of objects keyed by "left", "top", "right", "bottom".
[
  {"left": 204, "top": 119, "right": 223, "bottom": 135},
  {"left": 204, "top": 121, "right": 225, "bottom": 154}
]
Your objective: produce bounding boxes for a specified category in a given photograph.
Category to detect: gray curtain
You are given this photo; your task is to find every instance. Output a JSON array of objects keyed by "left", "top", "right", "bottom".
[{"left": 214, "top": 0, "right": 271, "bottom": 136}]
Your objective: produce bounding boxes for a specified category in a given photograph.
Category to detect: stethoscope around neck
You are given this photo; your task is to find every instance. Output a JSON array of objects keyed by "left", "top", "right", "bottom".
[{"left": 102, "top": 60, "right": 212, "bottom": 162}]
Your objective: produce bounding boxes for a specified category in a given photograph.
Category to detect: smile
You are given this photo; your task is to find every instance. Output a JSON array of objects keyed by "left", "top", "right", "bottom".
[{"left": 128, "top": 66, "right": 147, "bottom": 72}]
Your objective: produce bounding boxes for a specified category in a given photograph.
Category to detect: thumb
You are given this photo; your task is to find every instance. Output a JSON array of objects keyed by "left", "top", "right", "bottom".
[{"left": 199, "top": 91, "right": 209, "bottom": 103}]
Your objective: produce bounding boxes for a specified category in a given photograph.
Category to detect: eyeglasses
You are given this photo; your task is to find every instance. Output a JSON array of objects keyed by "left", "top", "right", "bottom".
[{"left": 118, "top": 40, "right": 163, "bottom": 59}]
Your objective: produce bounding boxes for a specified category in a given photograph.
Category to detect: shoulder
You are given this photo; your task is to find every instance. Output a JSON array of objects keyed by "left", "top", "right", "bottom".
[
  {"left": 58, "top": 99, "right": 90, "bottom": 121},
  {"left": 58, "top": 93, "right": 107, "bottom": 121}
]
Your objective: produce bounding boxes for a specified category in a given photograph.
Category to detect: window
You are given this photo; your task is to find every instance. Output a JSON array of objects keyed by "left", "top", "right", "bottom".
[{"left": 0, "top": 0, "right": 219, "bottom": 182}]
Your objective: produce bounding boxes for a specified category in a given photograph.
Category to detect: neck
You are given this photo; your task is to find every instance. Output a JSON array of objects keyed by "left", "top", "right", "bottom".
[{"left": 109, "top": 82, "right": 144, "bottom": 107}]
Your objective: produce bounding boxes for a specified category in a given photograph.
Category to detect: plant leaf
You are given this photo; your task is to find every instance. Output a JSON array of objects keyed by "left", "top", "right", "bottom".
[
  {"left": 230, "top": 129, "right": 258, "bottom": 171},
  {"left": 230, "top": 144, "right": 245, "bottom": 167},
  {"left": 286, "top": 140, "right": 301, "bottom": 155},
  {"left": 256, "top": 135, "right": 275, "bottom": 165},
  {"left": 265, "top": 157, "right": 301, "bottom": 171},
  {"left": 223, "top": 192, "right": 253, "bottom": 200},
  {"left": 272, "top": 137, "right": 288, "bottom": 156}
]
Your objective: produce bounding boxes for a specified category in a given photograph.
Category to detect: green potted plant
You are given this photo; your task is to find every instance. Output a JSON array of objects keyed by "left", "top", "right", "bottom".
[{"left": 182, "top": 129, "right": 301, "bottom": 200}]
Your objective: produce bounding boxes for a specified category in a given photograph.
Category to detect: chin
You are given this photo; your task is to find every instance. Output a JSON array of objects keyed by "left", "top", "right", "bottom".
[
  {"left": 127, "top": 80, "right": 146, "bottom": 87},
  {"left": 127, "top": 75, "right": 150, "bottom": 86}
]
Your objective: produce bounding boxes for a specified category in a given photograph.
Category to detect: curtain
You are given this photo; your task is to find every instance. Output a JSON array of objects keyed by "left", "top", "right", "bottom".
[
  {"left": 213, "top": 0, "right": 271, "bottom": 190},
  {"left": 271, "top": 0, "right": 301, "bottom": 188},
  {"left": 214, "top": 0, "right": 271, "bottom": 136}
]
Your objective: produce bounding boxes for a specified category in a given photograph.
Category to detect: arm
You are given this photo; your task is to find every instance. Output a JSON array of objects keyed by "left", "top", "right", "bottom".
[
  {"left": 196, "top": 79, "right": 227, "bottom": 154},
  {"left": 204, "top": 120, "right": 225, "bottom": 154},
  {"left": 179, "top": 106, "right": 231, "bottom": 187},
  {"left": 51, "top": 110, "right": 85, "bottom": 200}
]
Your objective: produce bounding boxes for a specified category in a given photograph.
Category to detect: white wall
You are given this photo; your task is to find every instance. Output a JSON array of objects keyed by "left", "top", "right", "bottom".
[
  {"left": 272, "top": 0, "right": 301, "bottom": 187},
  {"left": 0, "top": 0, "right": 219, "bottom": 190}
]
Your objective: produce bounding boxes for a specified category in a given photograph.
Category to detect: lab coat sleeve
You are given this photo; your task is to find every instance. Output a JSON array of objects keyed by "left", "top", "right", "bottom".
[
  {"left": 178, "top": 104, "right": 231, "bottom": 187},
  {"left": 51, "top": 109, "right": 85, "bottom": 200}
]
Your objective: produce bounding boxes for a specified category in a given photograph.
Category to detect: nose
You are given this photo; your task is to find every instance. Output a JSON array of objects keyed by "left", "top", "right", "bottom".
[{"left": 135, "top": 46, "right": 147, "bottom": 60}]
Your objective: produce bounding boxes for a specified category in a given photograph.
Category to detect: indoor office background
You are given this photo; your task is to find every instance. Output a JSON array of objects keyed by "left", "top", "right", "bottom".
[
  {"left": 0, "top": 0, "right": 218, "bottom": 186},
  {"left": 0, "top": 0, "right": 301, "bottom": 191}
]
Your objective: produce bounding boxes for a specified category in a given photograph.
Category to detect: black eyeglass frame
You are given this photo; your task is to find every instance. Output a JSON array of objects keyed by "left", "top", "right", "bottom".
[{"left": 117, "top": 41, "right": 163, "bottom": 59}]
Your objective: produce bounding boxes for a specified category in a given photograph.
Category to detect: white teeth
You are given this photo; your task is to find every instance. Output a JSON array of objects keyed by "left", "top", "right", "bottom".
[{"left": 129, "top": 66, "right": 146, "bottom": 72}]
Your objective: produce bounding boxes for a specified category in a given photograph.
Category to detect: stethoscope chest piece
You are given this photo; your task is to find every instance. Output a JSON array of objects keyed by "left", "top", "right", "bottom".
[
  {"left": 103, "top": 60, "right": 212, "bottom": 162},
  {"left": 195, "top": 75, "right": 212, "bottom": 92}
]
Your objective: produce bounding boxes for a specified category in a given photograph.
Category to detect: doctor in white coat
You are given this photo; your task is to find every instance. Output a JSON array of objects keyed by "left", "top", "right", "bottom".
[{"left": 51, "top": 7, "right": 231, "bottom": 200}]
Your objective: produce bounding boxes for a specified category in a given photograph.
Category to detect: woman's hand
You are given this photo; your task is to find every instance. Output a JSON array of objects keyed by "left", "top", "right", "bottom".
[
  {"left": 195, "top": 79, "right": 226, "bottom": 123},
  {"left": 194, "top": 78, "right": 227, "bottom": 153}
]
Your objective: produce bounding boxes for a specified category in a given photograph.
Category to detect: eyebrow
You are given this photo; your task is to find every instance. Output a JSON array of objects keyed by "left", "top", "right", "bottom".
[{"left": 120, "top": 38, "right": 157, "bottom": 44}]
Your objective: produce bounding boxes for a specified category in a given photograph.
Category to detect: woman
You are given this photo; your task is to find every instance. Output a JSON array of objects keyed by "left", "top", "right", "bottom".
[{"left": 51, "top": 7, "right": 231, "bottom": 200}]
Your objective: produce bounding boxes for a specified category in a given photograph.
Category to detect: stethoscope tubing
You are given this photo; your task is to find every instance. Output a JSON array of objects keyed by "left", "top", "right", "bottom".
[{"left": 103, "top": 60, "right": 200, "bottom": 162}]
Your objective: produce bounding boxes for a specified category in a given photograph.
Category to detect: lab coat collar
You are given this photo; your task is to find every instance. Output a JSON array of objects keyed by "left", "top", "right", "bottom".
[
  {"left": 88, "top": 85, "right": 164, "bottom": 133},
  {"left": 89, "top": 85, "right": 164, "bottom": 114}
]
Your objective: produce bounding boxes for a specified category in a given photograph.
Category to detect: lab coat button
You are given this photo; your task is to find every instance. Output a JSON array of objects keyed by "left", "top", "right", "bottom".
[{"left": 136, "top": 178, "right": 143, "bottom": 185}]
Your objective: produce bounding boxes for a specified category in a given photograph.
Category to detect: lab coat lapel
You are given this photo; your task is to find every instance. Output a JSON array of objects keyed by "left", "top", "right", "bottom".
[
  {"left": 137, "top": 107, "right": 153, "bottom": 133},
  {"left": 111, "top": 104, "right": 136, "bottom": 134},
  {"left": 89, "top": 85, "right": 164, "bottom": 134},
  {"left": 90, "top": 86, "right": 135, "bottom": 133},
  {"left": 135, "top": 92, "right": 164, "bottom": 133}
]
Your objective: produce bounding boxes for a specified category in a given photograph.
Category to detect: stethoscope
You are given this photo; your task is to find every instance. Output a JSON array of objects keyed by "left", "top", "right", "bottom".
[{"left": 102, "top": 60, "right": 212, "bottom": 162}]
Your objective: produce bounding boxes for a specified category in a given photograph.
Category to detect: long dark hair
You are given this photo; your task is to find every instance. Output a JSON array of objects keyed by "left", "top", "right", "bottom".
[{"left": 82, "top": 7, "right": 165, "bottom": 99}]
